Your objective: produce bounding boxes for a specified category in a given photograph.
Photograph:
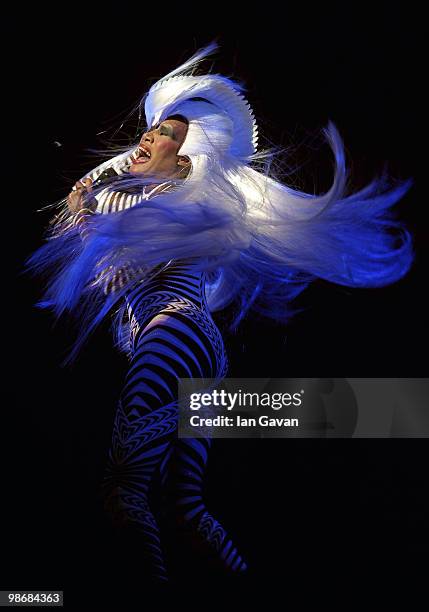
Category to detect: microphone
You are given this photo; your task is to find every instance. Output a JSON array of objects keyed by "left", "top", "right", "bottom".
[
  {"left": 92, "top": 166, "right": 120, "bottom": 187},
  {"left": 72, "top": 168, "right": 120, "bottom": 213}
]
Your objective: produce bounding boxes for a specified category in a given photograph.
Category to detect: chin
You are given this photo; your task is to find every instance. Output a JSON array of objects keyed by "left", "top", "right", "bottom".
[{"left": 129, "top": 164, "right": 147, "bottom": 174}]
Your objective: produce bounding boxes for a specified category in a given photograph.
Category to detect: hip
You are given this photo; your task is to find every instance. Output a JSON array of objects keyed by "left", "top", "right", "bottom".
[{"left": 127, "top": 296, "right": 228, "bottom": 379}]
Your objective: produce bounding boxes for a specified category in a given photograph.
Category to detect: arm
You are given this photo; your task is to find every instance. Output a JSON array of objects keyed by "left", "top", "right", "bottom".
[
  {"left": 68, "top": 145, "right": 140, "bottom": 218},
  {"left": 66, "top": 178, "right": 98, "bottom": 242},
  {"left": 66, "top": 178, "right": 141, "bottom": 295}
]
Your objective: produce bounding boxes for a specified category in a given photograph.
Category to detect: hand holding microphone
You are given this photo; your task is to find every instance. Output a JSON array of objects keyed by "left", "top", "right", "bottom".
[
  {"left": 67, "top": 178, "right": 95, "bottom": 213},
  {"left": 67, "top": 168, "right": 119, "bottom": 214}
]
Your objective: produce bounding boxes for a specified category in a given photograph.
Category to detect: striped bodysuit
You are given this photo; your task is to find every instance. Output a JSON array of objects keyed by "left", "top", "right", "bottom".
[{"left": 73, "top": 172, "right": 248, "bottom": 580}]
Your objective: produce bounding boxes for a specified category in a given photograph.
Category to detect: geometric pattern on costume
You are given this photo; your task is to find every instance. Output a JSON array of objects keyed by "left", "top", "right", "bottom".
[{"left": 100, "top": 241, "right": 247, "bottom": 581}]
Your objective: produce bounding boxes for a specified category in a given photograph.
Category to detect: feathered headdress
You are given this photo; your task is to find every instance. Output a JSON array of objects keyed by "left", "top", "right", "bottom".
[
  {"left": 78, "top": 41, "right": 258, "bottom": 192},
  {"left": 143, "top": 41, "right": 258, "bottom": 158},
  {"left": 26, "top": 41, "right": 415, "bottom": 363}
]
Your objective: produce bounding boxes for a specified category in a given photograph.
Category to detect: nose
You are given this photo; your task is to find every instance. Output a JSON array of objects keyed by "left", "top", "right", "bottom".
[{"left": 142, "top": 129, "right": 154, "bottom": 144}]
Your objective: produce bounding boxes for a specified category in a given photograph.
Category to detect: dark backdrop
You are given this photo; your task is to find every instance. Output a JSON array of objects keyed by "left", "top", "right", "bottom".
[{"left": 7, "top": 3, "right": 427, "bottom": 606}]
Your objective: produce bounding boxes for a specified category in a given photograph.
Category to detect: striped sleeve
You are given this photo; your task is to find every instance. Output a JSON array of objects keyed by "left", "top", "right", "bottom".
[
  {"left": 76, "top": 147, "right": 140, "bottom": 215},
  {"left": 68, "top": 177, "right": 174, "bottom": 295}
]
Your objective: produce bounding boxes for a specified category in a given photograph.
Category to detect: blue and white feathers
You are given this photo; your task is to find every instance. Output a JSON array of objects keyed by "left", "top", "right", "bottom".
[{"left": 26, "top": 41, "right": 415, "bottom": 362}]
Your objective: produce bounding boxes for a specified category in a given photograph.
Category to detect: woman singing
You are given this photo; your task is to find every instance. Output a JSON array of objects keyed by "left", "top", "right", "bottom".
[{"left": 26, "top": 41, "right": 414, "bottom": 581}]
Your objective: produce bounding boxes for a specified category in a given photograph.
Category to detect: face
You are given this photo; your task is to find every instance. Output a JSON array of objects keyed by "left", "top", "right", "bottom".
[{"left": 130, "top": 116, "right": 190, "bottom": 179}]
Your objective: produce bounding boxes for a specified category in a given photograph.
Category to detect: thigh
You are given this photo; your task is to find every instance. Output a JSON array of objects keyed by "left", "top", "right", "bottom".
[{"left": 130, "top": 303, "right": 229, "bottom": 382}]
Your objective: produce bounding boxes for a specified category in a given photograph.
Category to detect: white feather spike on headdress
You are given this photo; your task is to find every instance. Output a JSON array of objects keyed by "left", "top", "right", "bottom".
[
  {"left": 143, "top": 42, "right": 259, "bottom": 158},
  {"left": 150, "top": 40, "right": 220, "bottom": 82}
]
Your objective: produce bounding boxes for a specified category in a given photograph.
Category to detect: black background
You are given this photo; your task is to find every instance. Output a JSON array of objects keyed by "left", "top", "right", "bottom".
[{"left": 7, "top": 3, "right": 427, "bottom": 606}]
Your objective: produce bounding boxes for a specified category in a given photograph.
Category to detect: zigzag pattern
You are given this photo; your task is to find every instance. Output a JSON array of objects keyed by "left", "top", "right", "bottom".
[
  {"left": 198, "top": 512, "right": 247, "bottom": 572},
  {"left": 161, "top": 435, "right": 248, "bottom": 575},
  {"left": 101, "top": 257, "right": 245, "bottom": 581}
]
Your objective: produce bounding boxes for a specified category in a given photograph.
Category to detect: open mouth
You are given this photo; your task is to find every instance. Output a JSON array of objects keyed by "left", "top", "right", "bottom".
[{"left": 133, "top": 145, "right": 152, "bottom": 164}]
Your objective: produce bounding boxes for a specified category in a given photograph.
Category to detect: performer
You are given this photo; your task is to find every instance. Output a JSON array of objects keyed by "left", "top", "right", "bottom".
[{"left": 26, "top": 42, "right": 414, "bottom": 581}]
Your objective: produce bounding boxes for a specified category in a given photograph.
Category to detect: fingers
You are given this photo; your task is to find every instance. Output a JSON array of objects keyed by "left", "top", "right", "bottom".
[
  {"left": 68, "top": 184, "right": 85, "bottom": 212},
  {"left": 72, "top": 178, "right": 93, "bottom": 191},
  {"left": 67, "top": 178, "right": 95, "bottom": 213},
  {"left": 67, "top": 191, "right": 81, "bottom": 212}
]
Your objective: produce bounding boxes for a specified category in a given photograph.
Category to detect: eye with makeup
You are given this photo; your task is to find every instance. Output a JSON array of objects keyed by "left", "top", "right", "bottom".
[{"left": 159, "top": 124, "right": 174, "bottom": 138}]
